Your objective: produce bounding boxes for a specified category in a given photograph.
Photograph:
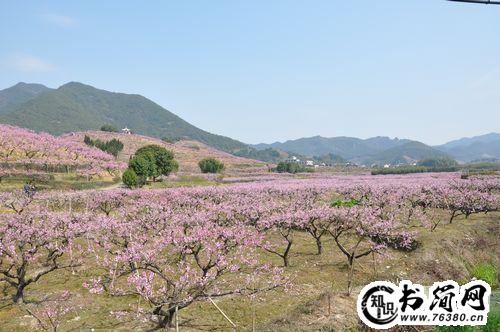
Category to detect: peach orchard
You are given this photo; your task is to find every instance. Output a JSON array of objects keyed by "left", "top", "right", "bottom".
[{"left": 0, "top": 173, "right": 498, "bottom": 329}]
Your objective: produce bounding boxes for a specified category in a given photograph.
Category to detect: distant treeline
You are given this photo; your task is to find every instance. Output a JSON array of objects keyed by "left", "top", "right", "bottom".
[
  {"left": 465, "top": 162, "right": 500, "bottom": 171},
  {"left": 371, "top": 166, "right": 457, "bottom": 175},
  {"left": 84, "top": 135, "right": 124, "bottom": 157},
  {"left": 233, "top": 147, "right": 282, "bottom": 162},
  {"left": 274, "top": 161, "right": 314, "bottom": 174},
  {"left": 100, "top": 124, "right": 119, "bottom": 132},
  {"left": 371, "top": 158, "right": 500, "bottom": 175}
]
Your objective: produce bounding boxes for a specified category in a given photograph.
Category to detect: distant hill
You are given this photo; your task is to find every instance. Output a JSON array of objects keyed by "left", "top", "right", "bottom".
[
  {"left": 435, "top": 133, "right": 500, "bottom": 162},
  {"left": 437, "top": 133, "right": 500, "bottom": 149},
  {"left": 255, "top": 132, "right": 500, "bottom": 165},
  {"left": 253, "top": 135, "right": 443, "bottom": 165},
  {"left": 0, "top": 82, "right": 51, "bottom": 115},
  {"left": 0, "top": 82, "right": 246, "bottom": 153},
  {"left": 363, "top": 141, "right": 449, "bottom": 165},
  {"left": 1, "top": 82, "right": 496, "bottom": 165},
  {"left": 254, "top": 136, "right": 377, "bottom": 159},
  {"left": 363, "top": 136, "right": 412, "bottom": 151}
]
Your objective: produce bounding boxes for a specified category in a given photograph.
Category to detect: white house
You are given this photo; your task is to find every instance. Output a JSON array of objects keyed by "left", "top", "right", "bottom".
[{"left": 121, "top": 127, "right": 132, "bottom": 135}]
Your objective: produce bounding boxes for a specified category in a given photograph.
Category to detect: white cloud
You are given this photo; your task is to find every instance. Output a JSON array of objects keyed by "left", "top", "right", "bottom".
[
  {"left": 5, "top": 54, "right": 55, "bottom": 72},
  {"left": 42, "top": 13, "right": 77, "bottom": 28}
]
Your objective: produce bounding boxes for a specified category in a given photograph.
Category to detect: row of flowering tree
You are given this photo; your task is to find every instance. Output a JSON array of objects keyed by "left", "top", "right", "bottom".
[
  {"left": 0, "top": 173, "right": 498, "bottom": 329},
  {"left": 0, "top": 124, "right": 126, "bottom": 178},
  {"left": 0, "top": 189, "right": 290, "bottom": 329}
]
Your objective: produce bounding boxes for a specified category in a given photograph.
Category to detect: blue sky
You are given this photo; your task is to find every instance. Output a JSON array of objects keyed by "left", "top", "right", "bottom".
[{"left": 1, "top": 1, "right": 499, "bottom": 145}]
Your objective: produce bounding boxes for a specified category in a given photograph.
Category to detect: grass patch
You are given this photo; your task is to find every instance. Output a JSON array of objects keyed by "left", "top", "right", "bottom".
[
  {"left": 0, "top": 174, "right": 120, "bottom": 192},
  {"left": 146, "top": 175, "right": 218, "bottom": 188},
  {"left": 0, "top": 207, "right": 498, "bottom": 330},
  {"left": 434, "top": 294, "right": 500, "bottom": 331},
  {"left": 471, "top": 263, "right": 497, "bottom": 289}
]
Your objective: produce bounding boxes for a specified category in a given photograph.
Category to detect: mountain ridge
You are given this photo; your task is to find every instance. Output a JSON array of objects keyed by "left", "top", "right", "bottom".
[
  {"left": 253, "top": 135, "right": 422, "bottom": 163},
  {"left": 435, "top": 133, "right": 500, "bottom": 162},
  {"left": 0, "top": 82, "right": 52, "bottom": 115},
  {"left": 0, "top": 82, "right": 498, "bottom": 164},
  {"left": 436, "top": 132, "right": 500, "bottom": 149},
  {"left": 0, "top": 81, "right": 247, "bottom": 153},
  {"left": 253, "top": 133, "right": 499, "bottom": 164}
]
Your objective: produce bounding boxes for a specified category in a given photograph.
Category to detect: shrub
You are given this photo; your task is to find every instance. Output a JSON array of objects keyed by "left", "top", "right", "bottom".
[
  {"left": 129, "top": 145, "right": 178, "bottom": 182},
  {"left": 276, "top": 161, "right": 311, "bottom": 174},
  {"left": 481, "top": 309, "right": 500, "bottom": 332},
  {"left": 103, "top": 139, "right": 124, "bottom": 157},
  {"left": 198, "top": 158, "right": 225, "bottom": 173},
  {"left": 122, "top": 169, "right": 138, "bottom": 188},
  {"left": 331, "top": 199, "right": 360, "bottom": 208},
  {"left": 83, "top": 136, "right": 123, "bottom": 157},
  {"left": 100, "top": 124, "right": 119, "bottom": 132},
  {"left": 129, "top": 155, "right": 154, "bottom": 179},
  {"left": 418, "top": 157, "right": 458, "bottom": 169},
  {"left": 162, "top": 136, "right": 181, "bottom": 144},
  {"left": 83, "top": 135, "right": 93, "bottom": 146},
  {"left": 276, "top": 161, "right": 288, "bottom": 173},
  {"left": 471, "top": 263, "right": 497, "bottom": 288}
]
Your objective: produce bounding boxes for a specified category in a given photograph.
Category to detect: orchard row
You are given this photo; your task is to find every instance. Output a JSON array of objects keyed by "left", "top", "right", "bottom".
[
  {"left": 0, "top": 124, "right": 125, "bottom": 178},
  {"left": 0, "top": 173, "right": 498, "bottom": 329}
]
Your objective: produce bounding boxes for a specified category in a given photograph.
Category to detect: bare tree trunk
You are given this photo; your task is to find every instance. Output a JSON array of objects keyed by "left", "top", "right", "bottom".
[
  {"left": 156, "top": 306, "right": 176, "bottom": 329},
  {"left": 13, "top": 283, "right": 26, "bottom": 303},
  {"left": 347, "top": 256, "right": 355, "bottom": 296},
  {"left": 315, "top": 238, "right": 323, "bottom": 255},
  {"left": 283, "top": 240, "right": 292, "bottom": 267},
  {"left": 449, "top": 210, "right": 456, "bottom": 224}
]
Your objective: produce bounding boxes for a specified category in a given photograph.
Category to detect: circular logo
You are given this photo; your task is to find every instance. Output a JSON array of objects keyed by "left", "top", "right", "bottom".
[{"left": 357, "top": 281, "right": 399, "bottom": 329}]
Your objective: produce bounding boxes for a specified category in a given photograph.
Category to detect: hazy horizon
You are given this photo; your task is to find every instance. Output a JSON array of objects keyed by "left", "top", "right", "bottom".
[
  {"left": 1, "top": 79, "right": 498, "bottom": 147},
  {"left": 1, "top": 1, "right": 500, "bottom": 145}
]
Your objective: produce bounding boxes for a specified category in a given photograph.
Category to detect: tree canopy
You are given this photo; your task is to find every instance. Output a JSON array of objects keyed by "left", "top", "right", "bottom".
[
  {"left": 127, "top": 145, "right": 178, "bottom": 184},
  {"left": 198, "top": 158, "right": 225, "bottom": 173}
]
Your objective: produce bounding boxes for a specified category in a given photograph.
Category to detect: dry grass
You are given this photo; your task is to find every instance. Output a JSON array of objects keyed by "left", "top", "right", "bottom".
[
  {"left": 66, "top": 131, "right": 269, "bottom": 176},
  {"left": 0, "top": 211, "right": 498, "bottom": 331},
  {"left": 0, "top": 173, "right": 120, "bottom": 192}
]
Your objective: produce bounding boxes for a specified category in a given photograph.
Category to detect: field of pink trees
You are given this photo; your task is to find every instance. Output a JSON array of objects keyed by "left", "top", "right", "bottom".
[
  {"left": 0, "top": 172, "right": 498, "bottom": 330},
  {"left": 0, "top": 125, "right": 125, "bottom": 180}
]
